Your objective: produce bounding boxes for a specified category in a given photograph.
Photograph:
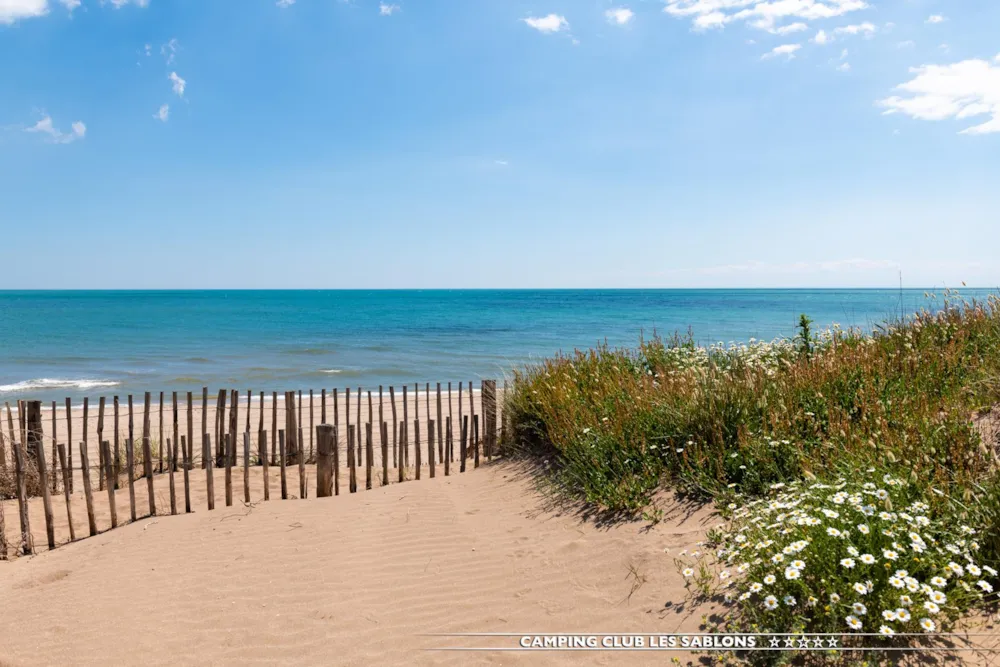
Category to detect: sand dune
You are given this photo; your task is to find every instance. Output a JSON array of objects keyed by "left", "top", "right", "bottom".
[{"left": 0, "top": 461, "right": 718, "bottom": 666}]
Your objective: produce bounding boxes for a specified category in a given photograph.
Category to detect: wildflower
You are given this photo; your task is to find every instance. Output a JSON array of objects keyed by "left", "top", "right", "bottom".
[
  {"left": 784, "top": 566, "right": 800, "bottom": 580},
  {"left": 977, "top": 580, "right": 994, "bottom": 593},
  {"left": 905, "top": 577, "right": 920, "bottom": 593},
  {"left": 846, "top": 615, "right": 863, "bottom": 630},
  {"left": 830, "top": 593, "right": 841, "bottom": 604},
  {"left": 984, "top": 566, "right": 998, "bottom": 577},
  {"left": 894, "top": 569, "right": 909, "bottom": 578},
  {"left": 900, "top": 595, "right": 912, "bottom": 607},
  {"left": 682, "top": 568, "right": 694, "bottom": 578},
  {"left": 896, "top": 608, "right": 911, "bottom": 622},
  {"left": 847, "top": 546, "right": 860, "bottom": 557},
  {"left": 852, "top": 602, "right": 867, "bottom": 616},
  {"left": 827, "top": 527, "right": 842, "bottom": 537},
  {"left": 841, "top": 558, "right": 856, "bottom": 569},
  {"left": 719, "top": 570, "right": 731, "bottom": 580},
  {"left": 884, "top": 550, "right": 899, "bottom": 561},
  {"left": 924, "top": 601, "right": 940, "bottom": 614},
  {"left": 879, "top": 625, "right": 895, "bottom": 637},
  {"left": 791, "top": 560, "right": 806, "bottom": 570},
  {"left": 749, "top": 582, "right": 763, "bottom": 593},
  {"left": 889, "top": 576, "right": 905, "bottom": 589},
  {"left": 967, "top": 564, "right": 981, "bottom": 577},
  {"left": 853, "top": 582, "right": 869, "bottom": 595},
  {"left": 783, "top": 595, "right": 796, "bottom": 607},
  {"left": 929, "top": 591, "right": 947, "bottom": 605},
  {"left": 807, "top": 596, "right": 818, "bottom": 607},
  {"left": 930, "top": 576, "right": 947, "bottom": 588},
  {"left": 946, "top": 562, "right": 965, "bottom": 577},
  {"left": 763, "top": 595, "right": 779, "bottom": 610},
  {"left": 822, "top": 509, "right": 839, "bottom": 519},
  {"left": 882, "top": 610, "right": 898, "bottom": 621},
  {"left": 920, "top": 618, "right": 936, "bottom": 632},
  {"left": 860, "top": 554, "right": 876, "bottom": 565},
  {"left": 764, "top": 574, "right": 776, "bottom": 585},
  {"left": 857, "top": 524, "right": 870, "bottom": 535},
  {"left": 771, "top": 554, "right": 785, "bottom": 564}
]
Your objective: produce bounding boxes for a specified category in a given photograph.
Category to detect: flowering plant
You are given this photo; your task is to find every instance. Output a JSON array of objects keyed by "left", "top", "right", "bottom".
[{"left": 677, "top": 469, "right": 997, "bottom": 644}]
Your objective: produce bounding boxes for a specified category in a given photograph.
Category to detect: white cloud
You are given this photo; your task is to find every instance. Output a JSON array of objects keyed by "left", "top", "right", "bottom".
[
  {"left": 161, "top": 38, "right": 178, "bottom": 65},
  {"left": 879, "top": 57, "right": 1000, "bottom": 135},
  {"left": 153, "top": 104, "right": 169, "bottom": 122},
  {"left": 813, "top": 29, "right": 831, "bottom": 45},
  {"left": 494, "top": 159, "right": 509, "bottom": 166},
  {"left": 762, "top": 43, "right": 801, "bottom": 60},
  {"left": 59, "top": 0, "right": 81, "bottom": 12},
  {"left": 24, "top": 115, "right": 86, "bottom": 144},
  {"left": 378, "top": 2, "right": 399, "bottom": 15},
  {"left": 774, "top": 22, "right": 808, "bottom": 35},
  {"left": 837, "top": 61, "right": 851, "bottom": 71},
  {"left": 523, "top": 14, "right": 568, "bottom": 34},
  {"left": 276, "top": 0, "right": 294, "bottom": 7},
  {"left": 105, "top": 0, "right": 150, "bottom": 7},
  {"left": 834, "top": 21, "right": 875, "bottom": 36},
  {"left": 664, "top": 0, "right": 868, "bottom": 33},
  {"left": 926, "top": 14, "right": 945, "bottom": 24},
  {"left": 896, "top": 40, "right": 915, "bottom": 49},
  {"left": 0, "top": 0, "right": 47, "bottom": 24},
  {"left": 605, "top": 7, "right": 634, "bottom": 25},
  {"left": 169, "top": 71, "right": 186, "bottom": 97}
]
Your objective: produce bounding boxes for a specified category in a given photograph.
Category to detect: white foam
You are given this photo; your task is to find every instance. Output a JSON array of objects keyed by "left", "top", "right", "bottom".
[{"left": 0, "top": 378, "right": 121, "bottom": 394}]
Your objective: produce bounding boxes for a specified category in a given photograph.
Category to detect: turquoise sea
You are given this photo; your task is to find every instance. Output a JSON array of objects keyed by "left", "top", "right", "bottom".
[{"left": 0, "top": 289, "right": 994, "bottom": 402}]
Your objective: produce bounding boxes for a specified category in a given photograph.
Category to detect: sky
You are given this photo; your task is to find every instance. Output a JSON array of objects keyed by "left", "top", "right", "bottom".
[{"left": 1, "top": 0, "right": 998, "bottom": 289}]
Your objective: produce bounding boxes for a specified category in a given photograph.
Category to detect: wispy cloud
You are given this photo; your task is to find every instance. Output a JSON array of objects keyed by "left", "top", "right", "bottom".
[
  {"left": 879, "top": 56, "right": 1000, "bottom": 135},
  {"left": 24, "top": 115, "right": 87, "bottom": 144},
  {"left": 153, "top": 104, "right": 169, "bottom": 122},
  {"left": 604, "top": 8, "right": 634, "bottom": 26},
  {"left": 522, "top": 14, "right": 568, "bottom": 34},
  {"left": 276, "top": 0, "right": 295, "bottom": 7},
  {"left": 762, "top": 43, "right": 801, "bottom": 60},
  {"left": 664, "top": 0, "right": 868, "bottom": 33},
  {"left": 774, "top": 22, "right": 808, "bottom": 35},
  {"left": 834, "top": 22, "right": 875, "bottom": 37},
  {"left": 169, "top": 71, "right": 186, "bottom": 97},
  {"left": 378, "top": 2, "right": 399, "bottom": 16},
  {"left": 60, "top": 0, "right": 81, "bottom": 12},
  {"left": 926, "top": 14, "right": 945, "bottom": 24},
  {"left": 105, "top": 0, "right": 150, "bottom": 8}
]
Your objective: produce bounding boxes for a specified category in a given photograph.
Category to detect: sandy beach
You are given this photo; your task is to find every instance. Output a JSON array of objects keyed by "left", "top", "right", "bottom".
[{"left": 0, "top": 460, "right": 718, "bottom": 666}]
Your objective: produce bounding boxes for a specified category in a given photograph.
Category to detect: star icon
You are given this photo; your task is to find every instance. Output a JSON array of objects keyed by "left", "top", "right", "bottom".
[
  {"left": 797, "top": 637, "right": 811, "bottom": 649},
  {"left": 769, "top": 636, "right": 780, "bottom": 648},
  {"left": 827, "top": 637, "right": 839, "bottom": 648},
  {"left": 813, "top": 637, "right": 825, "bottom": 648},
  {"left": 784, "top": 636, "right": 795, "bottom": 648}
]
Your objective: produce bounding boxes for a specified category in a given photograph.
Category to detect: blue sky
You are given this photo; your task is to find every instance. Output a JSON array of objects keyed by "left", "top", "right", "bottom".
[{"left": 1, "top": 0, "right": 998, "bottom": 289}]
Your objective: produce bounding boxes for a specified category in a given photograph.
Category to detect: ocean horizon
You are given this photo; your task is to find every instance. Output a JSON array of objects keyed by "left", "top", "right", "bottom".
[{"left": 1, "top": 288, "right": 995, "bottom": 402}]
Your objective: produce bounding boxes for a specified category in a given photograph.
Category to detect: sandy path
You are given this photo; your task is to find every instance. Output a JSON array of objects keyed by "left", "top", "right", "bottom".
[{"left": 0, "top": 462, "right": 717, "bottom": 666}]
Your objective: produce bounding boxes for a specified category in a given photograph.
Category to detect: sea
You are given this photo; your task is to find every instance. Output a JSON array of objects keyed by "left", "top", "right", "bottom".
[{"left": 0, "top": 289, "right": 994, "bottom": 403}]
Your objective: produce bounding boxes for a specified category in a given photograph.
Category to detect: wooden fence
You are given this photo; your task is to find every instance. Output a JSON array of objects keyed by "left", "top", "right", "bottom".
[{"left": 0, "top": 380, "right": 505, "bottom": 560}]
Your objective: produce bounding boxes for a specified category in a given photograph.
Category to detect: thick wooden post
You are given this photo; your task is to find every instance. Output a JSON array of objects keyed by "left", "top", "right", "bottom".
[
  {"left": 113, "top": 396, "right": 120, "bottom": 487},
  {"left": 316, "top": 423, "right": 334, "bottom": 498},
  {"left": 215, "top": 389, "right": 226, "bottom": 467},
  {"left": 356, "top": 388, "right": 362, "bottom": 468},
  {"left": 397, "top": 422, "right": 405, "bottom": 483},
  {"left": 333, "top": 424, "right": 340, "bottom": 496},
  {"left": 436, "top": 384, "right": 443, "bottom": 461},
  {"left": 172, "top": 392, "right": 179, "bottom": 472},
  {"left": 444, "top": 417, "right": 451, "bottom": 477},
  {"left": 285, "top": 392, "right": 298, "bottom": 464},
  {"left": 260, "top": 430, "right": 270, "bottom": 501},
  {"left": 389, "top": 386, "right": 397, "bottom": 468},
  {"left": 51, "top": 402, "right": 58, "bottom": 493},
  {"left": 473, "top": 415, "right": 480, "bottom": 469},
  {"left": 158, "top": 392, "right": 165, "bottom": 473},
  {"left": 448, "top": 382, "right": 454, "bottom": 463},
  {"left": 428, "top": 419, "right": 436, "bottom": 479},
  {"left": 224, "top": 434, "right": 233, "bottom": 507},
  {"left": 270, "top": 391, "right": 277, "bottom": 466},
  {"left": 229, "top": 389, "right": 238, "bottom": 467},
  {"left": 126, "top": 438, "right": 137, "bottom": 521},
  {"left": 403, "top": 386, "right": 409, "bottom": 467},
  {"left": 100, "top": 441, "right": 117, "bottom": 529},
  {"left": 66, "top": 398, "right": 74, "bottom": 491},
  {"left": 79, "top": 443, "right": 97, "bottom": 535},
  {"left": 309, "top": 389, "right": 314, "bottom": 462},
  {"left": 36, "top": 436, "right": 56, "bottom": 549},
  {"left": 279, "top": 430, "right": 288, "bottom": 500},
  {"left": 25, "top": 400, "right": 42, "bottom": 465},
  {"left": 243, "top": 432, "right": 250, "bottom": 504},
  {"left": 484, "top": 379, "right": 497, "bottom": 460},
  {"left": 0, "top": 498, "right": 7, "bottom": 560},
  {"left": 347, "top": 425, "right": 357, "bottom": 493},
  {"left": 321, "top": 389, "right": 326, "bottom": 425},
  {"left": 188, "top": 391, "right": 195, "bottom": 471},
  {"left": 460, "top": 415, "right": 468, "bottom": 473},
  {"left": 365, "top": 422, "right": 373, "bottom": 491},
  {"left": 13, "top": 443, "right": 33, "bottom": 555},
  {"left": 166, "top": 438, "right": 177, "bottom": 515},
  {"left": 57, "top": 444, "right": 76, "bottom": 541},
  {"left": 205, "top": 433, "right": 215, "bottom": 510},
  {"left": 96, "top": 397, "right": 105, "bottom": 491}
]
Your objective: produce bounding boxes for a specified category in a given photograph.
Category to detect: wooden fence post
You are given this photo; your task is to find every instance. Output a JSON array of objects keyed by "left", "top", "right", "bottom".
[
  {"left": 51, "top": 402, "right": 58, "bottom": 493},
  {"left": 414, "top": 419, "right": 421, "bottom": 481},
  {"left": 159, "top": 392, "right": 165, "bottom": 473},
  {"left": 113, "top": 396, "right": 120, "bottom": 487},
  {"left": 79, "top": 443, "right": 97, "bottom": 535},
  {"left": 13, "top": 443, "right": 33, "bottom": 555},
  {"left": 35, "top": 435, "right": 56, "bottom": 550},
  {"left": 473, "top": 415, "right": 480, "bottom": 469},
  {"left": 224, "top": 434, "right": 233, "bottom": 507},
  {"left": 333, "top": 424, "right": 340, "bottom": 496},
  {"left": 309, "top": 389, "right": 315, "bottom": 462},
  {"left": 243, "top": 432, "right": 251, "bottom": 504},
  {"left": 348, "top": 425, "right": 357, "bottom": 493},
  {"left": 270, "top": 391, "right": 277, "bottom": 466},
  {"left": 285, "top": 392, "right": 298, "bottom": 464},
  {"left": 389, "top": 386, "right": 397, "bottom": 468},
  {"left": 279, "top": 430, "right": 288, "bottom": 500},
  {"left": 316, "top": 423, "right": 334, "bottom": 498},
  {"left": 25, "top": 400, "right": 42, "bottom": 466},
  {"left": 172, "top": 392, "right": 179, "bottom": 472},
  {"left": 181, "top": 435, "right": 191, "bottom": 513},
  {"left": 397, "top": 422, "right": 405, "bottom": 484},
  {"left": 365, "top": 422, "right": 373, "bottom": 491},
  {"left": 143, "top": 436, "right": 155, "bottom": 516},
  {"left": 381, "top": 421, "right": 389, "bottom": 486},
  {"left": 260, "top": 431, "right": 270, "bottom": 501},
  {"left": 428, "top": 419, "right": 436, "bottom": 479},
  {"left": 0, "top": 499, "right": 6, "bottom": 560},
  {"left": 444, "top": 417, "right": 451, "bottom": 477},
  {"left": 205, "top": 433, "right": 215, "bottom": 510},
  {"left": 167, "top": 438, "right": 177, "bottom": 515},
  {"left": 436, "top": 384, "right": 443, "bottom": 462},
  {"left": 57, "top": 444, "right": 76, "bottom": 541},
  {"left": 101, "top": 441, "right": 117, "bottom": 529},
  {"left": 126, "top": 438, "right": 137, "bottom": 521},
  {"left": 66, "top": 398, "right": 74, "bottom": 491},
  {"left": 460, "top": 415, "right": 468, "bottom": 473},
  {"left": 96, "top": 397, "right": 105, "bottom": 490},
  {"left": 298, "top": 426, "right": 306, "bottom": 499}
]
